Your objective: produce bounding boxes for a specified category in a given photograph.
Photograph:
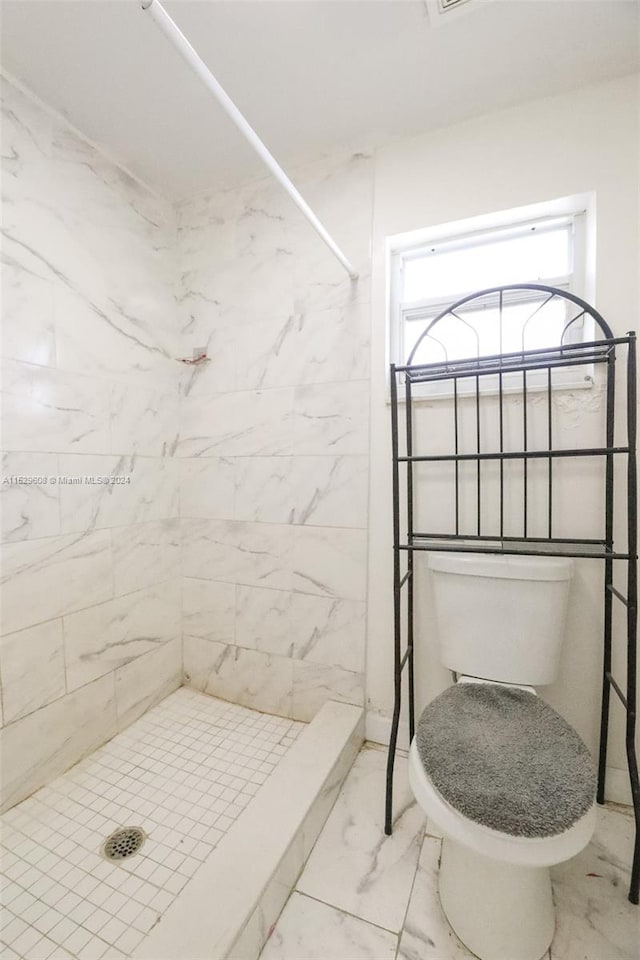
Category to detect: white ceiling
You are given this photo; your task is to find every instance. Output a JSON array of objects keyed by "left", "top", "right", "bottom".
[{"left": 2, "top": 0, "right": 639, "bottom": 200}]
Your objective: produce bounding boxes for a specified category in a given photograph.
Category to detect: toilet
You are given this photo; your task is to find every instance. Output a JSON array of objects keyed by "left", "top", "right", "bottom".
[{"left": 409, "top": 552, "right": 597, "bottom": 960}]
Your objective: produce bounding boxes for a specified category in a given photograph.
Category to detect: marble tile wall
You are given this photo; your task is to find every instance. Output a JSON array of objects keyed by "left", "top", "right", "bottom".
[
  {"left": 176, "top": 151, "right": 373, "bottom": 722},
  {"left": 0, "top": 76, "right": 182, "bottom": 811},
  {"left": 1, "top": 75, "right": 375, "bottom": 810}
]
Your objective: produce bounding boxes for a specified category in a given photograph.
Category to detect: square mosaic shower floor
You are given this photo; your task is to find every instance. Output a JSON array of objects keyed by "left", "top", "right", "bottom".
[{"left": 0, "top": 689, "right": 304, "bottom": 960}]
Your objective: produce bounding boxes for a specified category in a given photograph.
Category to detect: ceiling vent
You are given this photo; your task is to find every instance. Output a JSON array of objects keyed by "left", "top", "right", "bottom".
[{"left": 424, "top": 0, "right": 493, "bottom": 27}]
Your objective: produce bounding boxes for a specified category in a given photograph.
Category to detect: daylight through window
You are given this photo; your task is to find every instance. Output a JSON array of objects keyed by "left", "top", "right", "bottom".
[{"left": 390, "top": 212, "right": 589, "bottom": 383}]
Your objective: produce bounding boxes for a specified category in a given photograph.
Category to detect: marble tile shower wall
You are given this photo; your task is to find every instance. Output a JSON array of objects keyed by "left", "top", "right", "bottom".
[
  {"left": 1, "top": 75, "right": 373, "bottom": 811},
  {"left": 176, "top": 152, "right": 373, "bottom": 722},
  {"left": 0, "top": 77, "right": 183, "bottom": 812}
]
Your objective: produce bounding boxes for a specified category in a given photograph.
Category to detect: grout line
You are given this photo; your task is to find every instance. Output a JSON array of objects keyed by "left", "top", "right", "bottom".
[
  {"left": 2, "top": 515, "right": 180, "bottom": 551},
  {"left": 1, "top": 577, "right": 181, "bottom": 643},
  {"left": 289, "top": 890, "right": 401, "bottom": 938},
  {"left": 394, "top": 824, "right": 429, "bottom": 959}
]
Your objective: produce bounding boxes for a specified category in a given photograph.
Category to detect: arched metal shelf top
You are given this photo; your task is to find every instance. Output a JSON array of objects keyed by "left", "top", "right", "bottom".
[{"left": 406, "top": 283, "right": 614, "bottom": 367}]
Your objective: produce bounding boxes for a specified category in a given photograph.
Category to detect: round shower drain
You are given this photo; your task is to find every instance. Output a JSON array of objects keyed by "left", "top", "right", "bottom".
[{"left": 101, "top": 826, "right": 146, "bottom": 861}]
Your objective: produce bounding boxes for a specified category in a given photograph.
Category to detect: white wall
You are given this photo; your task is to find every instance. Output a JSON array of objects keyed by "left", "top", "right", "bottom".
[{"left": 366, "top": 74, "right": 639, "bottom": 801}]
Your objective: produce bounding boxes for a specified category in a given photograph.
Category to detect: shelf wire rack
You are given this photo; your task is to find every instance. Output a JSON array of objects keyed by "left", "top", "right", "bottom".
[{"left": 384, "top": 284, "right": 638, "bottom": 903}]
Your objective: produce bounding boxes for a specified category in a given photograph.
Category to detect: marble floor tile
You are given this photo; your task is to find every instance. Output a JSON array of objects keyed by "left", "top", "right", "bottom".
[
  {"left": 260, "top": 893, "right": 397, "bottom": 960},
  {"left": 550, "top": 804, "right": 638, "bottom": 960},
  {"left": 397, "top": 838, "right": 475, "bottom": 960},
  {"left": 296, "top": 746, "right": 424, "bottom": 933},
  {"left": 262, "top": 741, "right": 635, "bottom": 960}
]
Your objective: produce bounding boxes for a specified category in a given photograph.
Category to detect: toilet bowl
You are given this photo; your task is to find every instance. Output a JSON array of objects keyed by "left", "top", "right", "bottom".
[
  {"left": 409, "top": 679, "right": 596, "bottom": 960},
  {"left": 409, "top": 554, "right": 597, "bottom": 960},
  {"left": 409, "top": 700, "right": 596, "bottom": 867},
  {"left": 410, "top": 732, "right": 596, "bottom": 960}
]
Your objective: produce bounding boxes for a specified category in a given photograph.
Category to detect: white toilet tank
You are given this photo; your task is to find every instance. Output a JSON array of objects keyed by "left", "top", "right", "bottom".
[{"left": 428, "top": 552, "right": 574, "bottom": 686}]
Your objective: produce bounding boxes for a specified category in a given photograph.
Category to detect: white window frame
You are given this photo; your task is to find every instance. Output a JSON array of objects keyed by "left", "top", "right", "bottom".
[{"left": 388, "top": 197, "right": 595, "bottom": 400}]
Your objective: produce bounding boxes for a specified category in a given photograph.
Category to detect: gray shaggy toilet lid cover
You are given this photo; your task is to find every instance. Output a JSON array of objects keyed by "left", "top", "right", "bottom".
[{"left": 415, "top": 683, "right": 596, "bottom": 837}]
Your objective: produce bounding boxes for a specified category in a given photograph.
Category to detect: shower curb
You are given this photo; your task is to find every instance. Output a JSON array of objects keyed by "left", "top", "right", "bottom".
[{"left": 134, "top": 699, "right": 364, "bottom": 960}]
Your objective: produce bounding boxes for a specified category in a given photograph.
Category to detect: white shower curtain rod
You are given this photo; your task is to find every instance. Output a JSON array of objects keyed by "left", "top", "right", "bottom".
[{"left": 141, "top": 0, "right": 358, "bottom": 281}]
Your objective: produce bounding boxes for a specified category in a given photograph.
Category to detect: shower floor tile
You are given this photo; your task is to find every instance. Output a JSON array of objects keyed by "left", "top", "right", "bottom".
[{"left": 0, "top": 688, "right": 304, "bottom": 960}]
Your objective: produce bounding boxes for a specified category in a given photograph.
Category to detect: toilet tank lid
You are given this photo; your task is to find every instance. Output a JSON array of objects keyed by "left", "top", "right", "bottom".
[{"left": 427, "top": 552, "right": 574, "bottom": 581}]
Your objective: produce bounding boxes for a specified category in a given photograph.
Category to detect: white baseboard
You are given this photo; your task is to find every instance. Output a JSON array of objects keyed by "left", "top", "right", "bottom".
[
  {"left": 365, "top": 712, "right": 410, "bottom": 748},
  {"left": 604, "top": 765, "right": 633, "bottom": 806}
]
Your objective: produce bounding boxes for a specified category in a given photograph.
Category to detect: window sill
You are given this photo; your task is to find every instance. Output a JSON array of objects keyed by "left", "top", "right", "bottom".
[{"left": 385, "top": 370, "right": 595, "bottom": 405}]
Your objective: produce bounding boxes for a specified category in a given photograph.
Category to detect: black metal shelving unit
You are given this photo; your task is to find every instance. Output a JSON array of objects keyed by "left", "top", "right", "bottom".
[{"left": 384, "top": 284, "right": 639, "bottom": 904}]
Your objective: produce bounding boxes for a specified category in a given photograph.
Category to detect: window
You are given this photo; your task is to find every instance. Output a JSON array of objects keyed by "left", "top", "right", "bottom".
[{"left": 389, "top": 202, "right": 592, "bottom": 394}]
